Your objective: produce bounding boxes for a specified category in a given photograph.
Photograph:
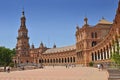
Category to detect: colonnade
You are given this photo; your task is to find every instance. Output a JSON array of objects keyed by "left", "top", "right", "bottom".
[
  {"left": 91, "top": 38, "right": 120, "bottom": 62},
  {"left": 39, "top": 57, "right": 76, "bottom": 65}
]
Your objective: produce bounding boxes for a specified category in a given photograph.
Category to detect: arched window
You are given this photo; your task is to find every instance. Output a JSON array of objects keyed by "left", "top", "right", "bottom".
[
  {"left": 92, "top": 41, "right": 97, "bottom": 47},
  {"left": 91, "top": 32, "right": 94, "bottom": 38},
  {"left": 95, "top": 32, "right": 97, "bottom": 38}
]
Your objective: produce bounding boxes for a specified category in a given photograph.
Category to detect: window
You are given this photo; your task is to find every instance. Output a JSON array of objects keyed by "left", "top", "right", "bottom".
[
  {"left": 91, "top": 32, "right": 97, "bottom": 38},
  {"left": 95, "top": 32, "right": 97, "bottom": 38},
  {"left": 91, "top": 32, "right": 94, "bottom": 38},
  {"left": 92, "top": 41, "right": 97, "bottom": 47}
]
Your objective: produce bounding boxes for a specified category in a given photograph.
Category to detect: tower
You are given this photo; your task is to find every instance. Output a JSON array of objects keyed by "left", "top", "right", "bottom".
[{"left": 16, "top": 10, "right": 30, "bottom": 58}]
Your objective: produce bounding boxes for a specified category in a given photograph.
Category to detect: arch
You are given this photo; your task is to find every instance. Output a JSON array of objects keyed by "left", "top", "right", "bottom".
[
  {"left": 101, "top": 49, "right": 103, "bottom": 60},
  {"left": 106, "top": 45, "right": 109, "bottom": 59},
  {"left": 47, "top": 59, "right": 49, "bottom": 63},
  {"left": 50, "top": 59, "right": 52, "bottom": 63},
  {"left": 39, "top": 59, "right": 42, "bottom": 63},
  {"left": 91, "top": 53, "right": 94, "bottom": 61},
  {"left": 53, "top": 59, "right": 55, "bottom": 63},
  {"left": 92, "top": 41, "right": 97, "bottom": 47},
  {"left": 68, "top": 57, "right": 70, "bottom": 63},
  {"left": 70, "top": 57, "right": 72, "bottom": 62},
  {"left": 42, "top": 59, "right": 44, "bottom": 63},
  {"left": 109, "top": 43, "right": 112, "bottom": 57},
  {"left": 59, "top": 58, "right": 61, "bottom": 63},
  {"left": 65, "top": 58, "right": 67, "bottom": 63},
  {"left": 95, "top": 52, "right": 97, "bottom": 61},
  {"left": 62, "top": 58, "right": 64, "bottom": 63},
  {"left": 56, "top": 59, "right": 58, "bottom": 63},
  {"left": 104, "top": 47, "right": 106, "bottom": 59},
  {"left": 98, "top": 50, "right": 100, "bottom": 60},
  {"left": 45, "top": 59, "right": 46, "bottom": 63},
  {"left": 73, "top": 57, "right": 75, "bottom": 62}
]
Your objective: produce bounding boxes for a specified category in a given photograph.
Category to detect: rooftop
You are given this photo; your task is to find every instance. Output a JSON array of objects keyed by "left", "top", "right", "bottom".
[
  {"left": 43, "top": 45, "right": 76, "bottom": 54},
  {"left": 98, "top": 18, "right": 113, "bottom": 25}
]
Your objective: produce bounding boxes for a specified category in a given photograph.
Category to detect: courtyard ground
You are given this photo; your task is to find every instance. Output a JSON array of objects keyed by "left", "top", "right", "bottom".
[{"left": 0, "top": 66, "right": 108, "bottom": 80}]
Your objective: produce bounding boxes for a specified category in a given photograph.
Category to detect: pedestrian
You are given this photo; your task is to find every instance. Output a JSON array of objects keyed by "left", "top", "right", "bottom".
[
  {"left": 101, "top": 64, "right": 103, "bottom": 70},
  {"left": 97, "top": 64, "right": 100, "bottom": 71},
  {"left": 7, "top": 67, "right": 10, "bottom": 73}
]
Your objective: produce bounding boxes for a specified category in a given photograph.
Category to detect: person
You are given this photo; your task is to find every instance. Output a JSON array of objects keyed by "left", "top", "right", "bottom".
[
  {"left": 7, "top": 67, "right": 10, "bottom": 73},
  {"left": 97, "top": 64, "right": 100, "bottom": 71},
  {"left": 100, "top": 64, "right": 103, "bottom": 70}
]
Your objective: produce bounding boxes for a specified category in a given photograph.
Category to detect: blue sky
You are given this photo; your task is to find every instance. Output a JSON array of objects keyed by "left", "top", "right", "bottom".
[{"left": 0, "top": 0, "right": 118, "bottom": 49}]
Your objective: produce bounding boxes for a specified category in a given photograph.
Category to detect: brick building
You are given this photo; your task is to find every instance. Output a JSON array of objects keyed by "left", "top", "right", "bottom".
[{"left": 14, "top": 1, "right": 120, "bottom": 66}]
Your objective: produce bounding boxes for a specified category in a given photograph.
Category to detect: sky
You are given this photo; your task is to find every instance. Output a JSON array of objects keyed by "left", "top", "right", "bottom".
[{"left": 0, "top": 0, "right": 119, "bottom": 49}]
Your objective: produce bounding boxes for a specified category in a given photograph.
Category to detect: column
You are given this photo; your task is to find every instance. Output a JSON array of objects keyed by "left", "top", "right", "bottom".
[
  {"left": 118, "top": 38, "right": 120, "bottom": 55},
  {"left": 103, "top": 51, "right": 104, "bottom": 60},
  {"left": 109, "top": 48, "right": 111, "bottom": 58},
  {"left": 99, "top": 52, "right": 101, "bottom": 60},
  {"left": 115, "top": 43, "right": 117, "bottom": 52},
  {"left": 106, "top": 50, "right": 108, "bottom": 59},
  {"left": 96, "top": 53, "right": 98, "bottom": 61},
  {"left": 94, "top": 53, "right": 95, "bottom": 61},
  {"left": 111, "top": 46, "right": 114, "bottom": 55}
]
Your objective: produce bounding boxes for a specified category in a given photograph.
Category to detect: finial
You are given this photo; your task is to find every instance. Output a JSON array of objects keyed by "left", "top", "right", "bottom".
[
  {"left": 53, "top": 43, "right": 56, "bottom": 48},
  {"left": 32, "top": 43, "right": 34, "bottom": 49},
  {"left": 22, "top": 11, "right": 24, "bottom": 16},
  {"left": 22, "top": 8, "right": 25, "bottom": 17},
  {"left": 102, "top": 16, "right": 105, "bottom": 19},
  {"left": 40, "top": 41, "right": 44, "bottom": 48},
  {"left": 84, "top": 17, "right": 88, "bottom": 25},
  {"left": 76, "top": 24, "right": 79, "bottom": 30}
]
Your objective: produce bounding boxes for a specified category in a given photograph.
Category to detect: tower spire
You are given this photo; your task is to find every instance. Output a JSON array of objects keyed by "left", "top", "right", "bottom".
[
  {"left": 21, "top": 9, "right": 26, "bottom": 27},
  {"left": 22, "top": 8, "right": 25, "bottom": 16},
  {"left": 84, "top": 17, "right": 88, "bottom": 25}
]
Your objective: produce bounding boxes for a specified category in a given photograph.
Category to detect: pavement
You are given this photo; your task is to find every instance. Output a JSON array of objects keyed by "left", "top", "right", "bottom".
[{"left": 0, "top": 66, "right": 108, "bottom": 80}]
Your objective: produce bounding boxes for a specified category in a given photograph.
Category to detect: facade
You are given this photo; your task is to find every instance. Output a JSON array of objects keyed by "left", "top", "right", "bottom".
[{"left": 14, "top": 1, "right": 120, "bottom": 66}]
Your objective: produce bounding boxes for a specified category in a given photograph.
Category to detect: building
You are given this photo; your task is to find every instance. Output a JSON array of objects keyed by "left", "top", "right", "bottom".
[{"left": 14, "top": 1, "right": 120, "bottom": 66}]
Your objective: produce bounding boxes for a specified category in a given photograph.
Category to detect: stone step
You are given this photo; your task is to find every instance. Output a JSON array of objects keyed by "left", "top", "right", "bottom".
[{"left": 108, "top": 78, "right": 120, "bottom": 80}]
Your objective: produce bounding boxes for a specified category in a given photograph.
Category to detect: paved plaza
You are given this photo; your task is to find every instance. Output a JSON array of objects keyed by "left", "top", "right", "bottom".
[{"left": 0, "top": 66, "right": 108, "bottom": 80}]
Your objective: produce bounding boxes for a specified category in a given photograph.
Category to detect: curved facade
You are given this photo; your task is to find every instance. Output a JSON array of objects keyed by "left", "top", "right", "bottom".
[{"left": 14, "top": 1, "right": 120, "bottom": 66}]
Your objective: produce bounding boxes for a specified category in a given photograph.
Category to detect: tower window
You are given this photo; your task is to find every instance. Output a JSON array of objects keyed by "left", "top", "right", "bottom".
[
  {"left": 95, "top": 32, "right": 97, "bottom": 38},
  {"left": 91, "top": 32, "right": 97, "bottom": 38},
  {"left": 91, "top": 32, "right": 94, "bottom": 38}
]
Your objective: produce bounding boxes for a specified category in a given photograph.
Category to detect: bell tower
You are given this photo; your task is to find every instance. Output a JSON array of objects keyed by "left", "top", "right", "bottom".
[{"left": 16, "top": 10, "right": 30, "bottom": 57}]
